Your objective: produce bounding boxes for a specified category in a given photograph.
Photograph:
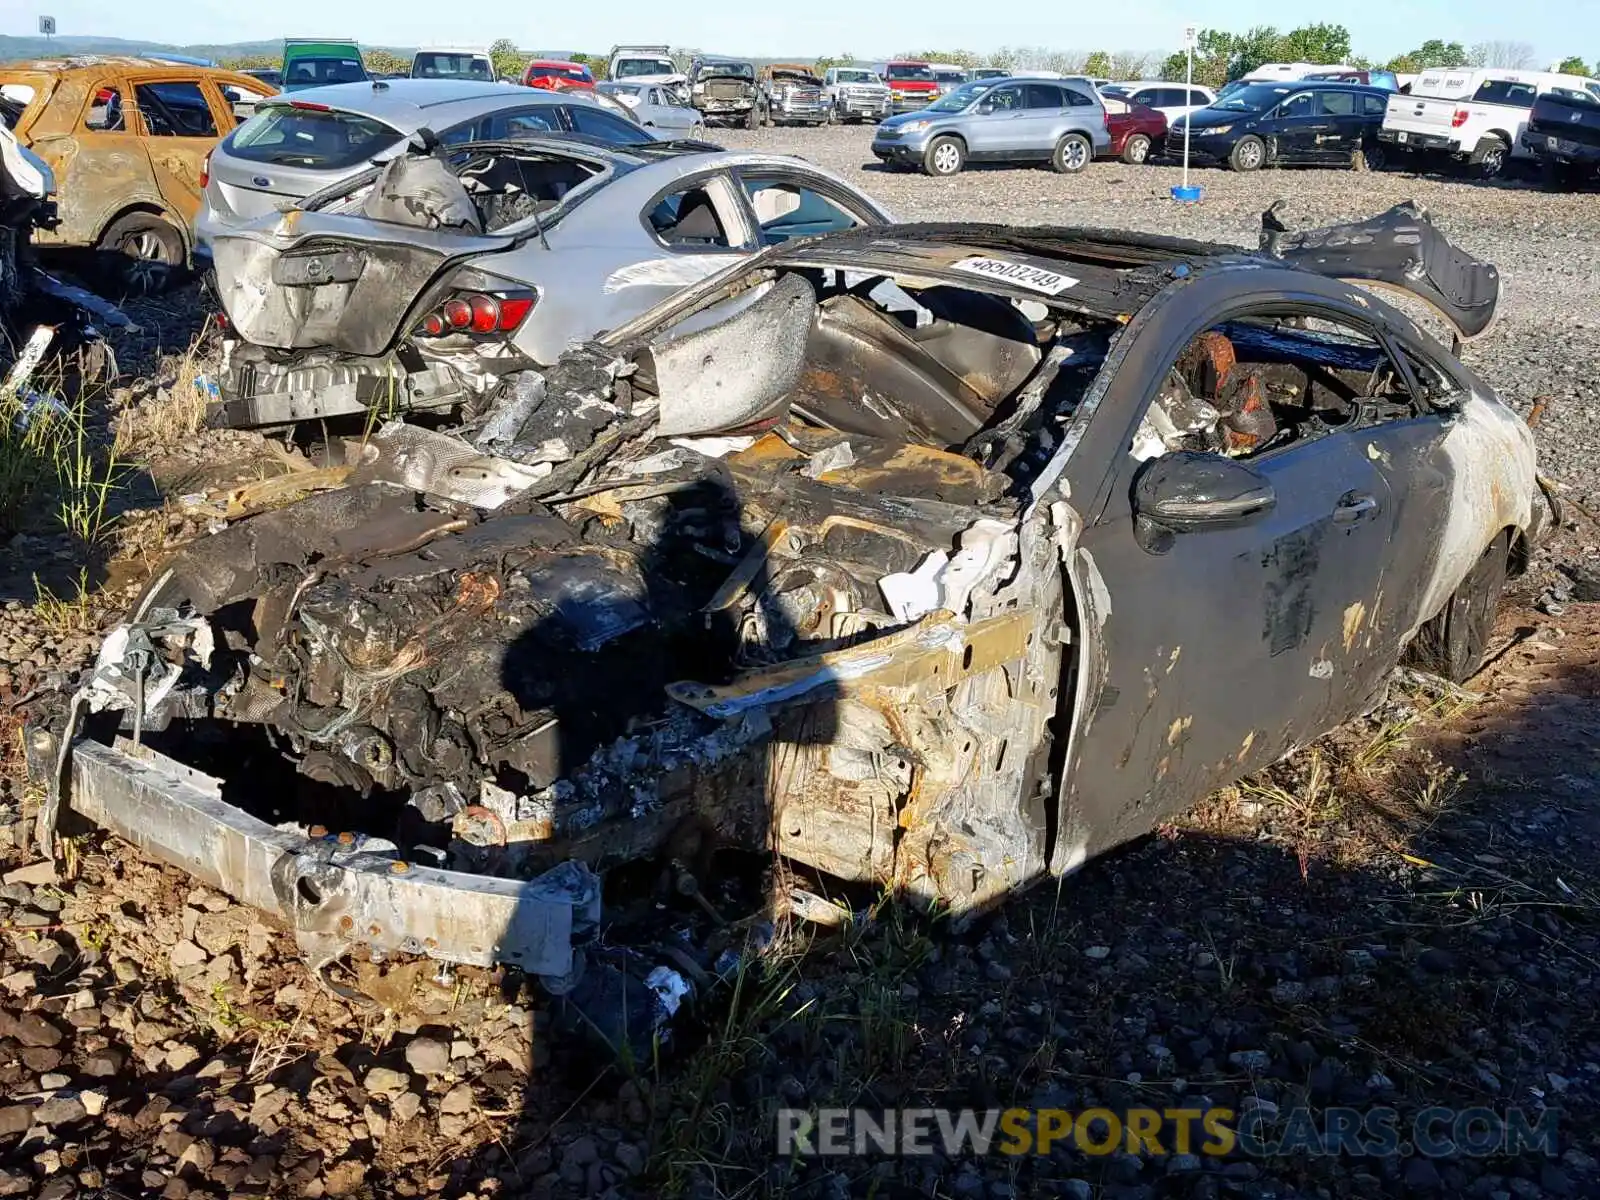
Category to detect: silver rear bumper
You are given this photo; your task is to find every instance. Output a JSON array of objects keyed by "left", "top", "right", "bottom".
[
  {"left": 215, "top": 343, "right": 471, "bottom": 428},
  {"left": 30, "top": 731, "right": 599, "bottom": 979}
]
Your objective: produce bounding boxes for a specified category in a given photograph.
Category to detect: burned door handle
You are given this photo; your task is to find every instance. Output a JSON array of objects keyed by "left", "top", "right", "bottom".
[{"left": 1333, "top": 492, "right": 1379, "bottom": 523}]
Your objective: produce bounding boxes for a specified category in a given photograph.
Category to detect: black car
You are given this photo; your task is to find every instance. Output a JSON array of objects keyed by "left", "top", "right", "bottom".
[{"left": 1166, "top": 81, "right": 1392, "bottom": 171}]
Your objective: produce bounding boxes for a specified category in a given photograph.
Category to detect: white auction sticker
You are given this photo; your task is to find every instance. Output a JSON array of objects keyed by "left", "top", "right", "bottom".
[{"left": 949, "top": 256, "right": 1080, "bottom": 295}]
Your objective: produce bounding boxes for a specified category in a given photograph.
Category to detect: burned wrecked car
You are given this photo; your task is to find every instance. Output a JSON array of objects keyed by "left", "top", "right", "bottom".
[
  {"left": 0, "top": 57, "right": 276, "bottom": 273},
  {"left": 29, "top": 206, "right": 1548, "bottom": 1021},
  {"left": 688, "top": 57, "right": 764, "bottom": 129},
  {"left": 206, "top": 137, "right": 892, "bottom": 428}
]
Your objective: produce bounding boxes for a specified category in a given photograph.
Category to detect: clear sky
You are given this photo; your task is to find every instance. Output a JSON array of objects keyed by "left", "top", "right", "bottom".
[{"left": 8, "top": 0, "right": 1593, "bottom": 66}]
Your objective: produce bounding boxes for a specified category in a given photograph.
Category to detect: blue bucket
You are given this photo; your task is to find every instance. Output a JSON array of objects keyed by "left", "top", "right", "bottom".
[{"left": 1171, "top": 184, "right": 1203, "bottom": 203}]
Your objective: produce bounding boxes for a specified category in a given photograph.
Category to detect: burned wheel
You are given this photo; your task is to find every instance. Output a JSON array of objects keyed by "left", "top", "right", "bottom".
[
  {"left": 98, "top": 212, "right": 184, "bottom": 293},
  {"left": 1408, "top": 531, "right": 1510, "bottom": 682}
]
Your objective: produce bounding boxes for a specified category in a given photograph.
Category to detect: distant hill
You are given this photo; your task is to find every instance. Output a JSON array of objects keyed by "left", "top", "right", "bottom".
[{"left": 0, "top": 34, "right": 421, "bottom": 64}]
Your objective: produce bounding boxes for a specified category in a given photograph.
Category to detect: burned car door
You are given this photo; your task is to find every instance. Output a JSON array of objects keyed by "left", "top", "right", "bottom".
[
  {"left": 129, "top": 77, "right": 219, "bottom": 227},
  {"left": 1056, "top": 282, "right": 1415, "bottom": 856}
]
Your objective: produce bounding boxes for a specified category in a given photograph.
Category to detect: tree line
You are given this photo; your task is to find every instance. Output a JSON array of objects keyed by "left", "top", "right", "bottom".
[{"left": 219, "top": 32, "right": 1598, "bottom": 86}]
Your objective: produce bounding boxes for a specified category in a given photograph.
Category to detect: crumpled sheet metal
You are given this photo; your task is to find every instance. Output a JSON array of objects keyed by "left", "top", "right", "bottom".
[
  {"left": 48, "top": 733, "right": 599, "bottom": 977},
  {"left": 666, "top": 609, "right": 1033, "bottom": 720},
  {"left": 650, "top": 273, "right": 816, "bottom": 438},
  {"left": 345, "top": 421, "right": 551, "bottom": 508}
]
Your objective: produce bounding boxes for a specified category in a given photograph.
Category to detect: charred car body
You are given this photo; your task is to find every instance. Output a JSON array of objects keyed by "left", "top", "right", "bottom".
[
  {"left": 688, "top": 57, "right": 764, "bottom": 129},
  {"left": 31, "top": 205, "right": 1547, "bottom": 1024},
  {"left": 0, "top": 57, "right": 276, "bottom": 272}
]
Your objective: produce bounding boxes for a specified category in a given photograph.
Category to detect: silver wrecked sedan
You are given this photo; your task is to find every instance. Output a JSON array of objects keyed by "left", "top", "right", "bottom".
[
  {"left": 206, "top": 137, "right": 894, "bottom": 428},
  {"left": 195, "top": 79, "right": 657, "bottom": 255},
  {"left": 595, "top": 80, "right": 705, "bottom": 139}
]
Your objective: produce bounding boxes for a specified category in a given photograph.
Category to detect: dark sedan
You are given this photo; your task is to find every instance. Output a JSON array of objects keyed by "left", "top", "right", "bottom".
[{"left": 1166, "top": 81, "right": 1392, "bottom": 170}]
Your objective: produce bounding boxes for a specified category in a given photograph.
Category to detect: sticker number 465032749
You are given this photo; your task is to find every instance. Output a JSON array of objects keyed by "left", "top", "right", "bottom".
[{"left": 948, "top": 256, "right": 1080, "bottom": 295}]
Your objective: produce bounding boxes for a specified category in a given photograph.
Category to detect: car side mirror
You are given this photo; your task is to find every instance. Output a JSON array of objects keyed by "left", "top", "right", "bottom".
[
  {"left": 1132, "top": 451, "right": 1276, "bottom": 552},
  {"left": 976, "top": 100, "right": 994, "bottom": 114}
]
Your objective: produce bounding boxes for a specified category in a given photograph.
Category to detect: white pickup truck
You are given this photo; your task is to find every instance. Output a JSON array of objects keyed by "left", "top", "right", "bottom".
[{"left": 1379, "top": 68, "right": 1600, "bottom": 177}]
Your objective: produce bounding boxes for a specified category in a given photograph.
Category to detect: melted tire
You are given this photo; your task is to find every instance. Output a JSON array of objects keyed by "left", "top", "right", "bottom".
[{"left": 1409, "top": 531, "right": 1510, "bottom": 682}]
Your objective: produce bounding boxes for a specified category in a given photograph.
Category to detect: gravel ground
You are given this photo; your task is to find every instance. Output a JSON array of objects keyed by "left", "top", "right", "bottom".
[{"left": 2, "top": 135, "right": 1599, "bottom": 1200}]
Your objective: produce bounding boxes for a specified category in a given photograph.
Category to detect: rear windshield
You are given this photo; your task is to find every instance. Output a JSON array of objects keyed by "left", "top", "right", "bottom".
[
  {"left": 546, "top": 66, "right": 592, "bottom": 81},
  {"left": 1471, "top": 79, "right": 1537, "bottom": 107},
  {"left": 414, "top": 53, "right": 493, "bottom": 81},
  {"left": 615, "top": 58, "right": 675, "bottom": 78},
  {"left": 283, "top": 57, "right": 367, "bottom": 88},
  {"left": 887, "top": 64, "right": 934, "bottom": 82},
  {"left": 229, "top": 105, "right": 402, "bottom": 168}
]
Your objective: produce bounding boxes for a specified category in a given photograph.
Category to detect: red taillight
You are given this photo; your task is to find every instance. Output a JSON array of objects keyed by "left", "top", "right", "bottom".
[
  {"left": 468, "top": 293, "right": 499, "bottom": 332},
  {"left": 1451, "top": 108, "right": 1469, "bottom": 128},
  {"left": 289, "top": 100, "right": 331, "bottom": 111},
  {"left": 199, "top": 151, "right": 211, "bottom": 189},
  {"left": 414, "top": 291, "right": 536, "bottom": 338},
  {"left": 495, "top": 296, "right": 535, "bottom": 329}
]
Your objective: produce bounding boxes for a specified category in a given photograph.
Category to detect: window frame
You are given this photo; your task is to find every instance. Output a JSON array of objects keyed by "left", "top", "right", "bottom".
[
  {"left": 131, "top": 77, "right": 220, "bottom": 138},
  {"left": 80, "top": 75, "right": 132, "bottom": 134},
  {"left": 981, "top": 84, "right": 1025, "bottom": 112},
  {"left": 732, "top": 170, "right": 869, "bottom": 246},
  {"left": 1316, "top": 90, "right": 1358, "bottom": 117},
  {"left": 1121, "top": 302, "right": 1439, "bottom": 472},
  {"left": 562, "top": 102, "right": 647, "bottom": 144},
  {"left": 638, "top": 170, "right": 755, "bottom": 253},
  {"left": 1275, "top": 90, "right": 1316, "bottom": 119}
]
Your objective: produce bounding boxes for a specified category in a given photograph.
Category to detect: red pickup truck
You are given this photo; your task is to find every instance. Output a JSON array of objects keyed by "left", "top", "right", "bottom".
[{"left": 879, "top": 61, "right": 940, "bottom": 113}]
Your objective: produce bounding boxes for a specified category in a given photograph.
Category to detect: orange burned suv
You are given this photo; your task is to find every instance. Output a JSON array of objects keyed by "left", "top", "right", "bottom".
[{"left": 0, "top": 57, "right": 276, "bottom": 272}]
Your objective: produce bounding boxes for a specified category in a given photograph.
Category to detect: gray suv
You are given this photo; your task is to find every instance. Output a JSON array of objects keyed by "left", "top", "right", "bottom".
[{"left": 871, "top": 77, "right": 1109, "bottom": 176}]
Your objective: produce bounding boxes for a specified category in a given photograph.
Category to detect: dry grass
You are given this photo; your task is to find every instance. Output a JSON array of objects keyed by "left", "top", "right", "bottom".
[
  {"left": 114, "top": 322, "right": 215, "bottom": 454},
  {"left": 1197, "top": 675, "right": 1474, "bottom": 873}
]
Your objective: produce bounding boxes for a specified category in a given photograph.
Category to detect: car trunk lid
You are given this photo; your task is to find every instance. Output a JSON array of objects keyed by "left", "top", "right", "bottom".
[
  {"left": 1260, "top": 200, "right": 1500, "bottom": 340},
  {"left": 214, "top": 218, "right": 512, "bottom": 355},
  {"left": 212, "top": 153, "right": 518, "bottom": 356}
]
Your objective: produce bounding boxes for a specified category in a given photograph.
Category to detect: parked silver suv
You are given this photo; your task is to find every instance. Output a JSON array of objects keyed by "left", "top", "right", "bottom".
[{"left": 871, "top": 77, "right": 1109, "bottom": 176}]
